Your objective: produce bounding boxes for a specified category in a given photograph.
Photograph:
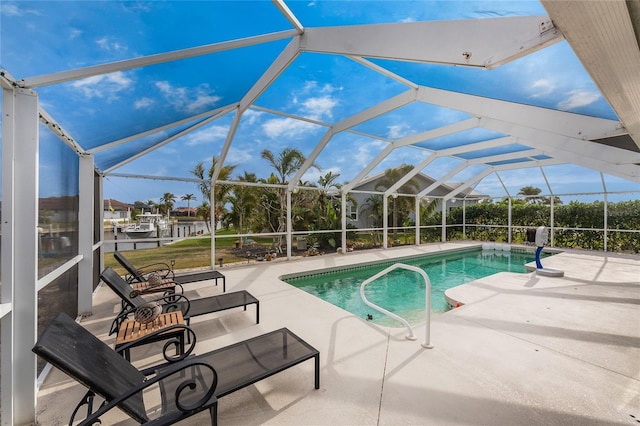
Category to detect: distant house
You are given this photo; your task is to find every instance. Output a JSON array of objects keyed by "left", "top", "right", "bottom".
[
  {"left": 348, "top": 172, "right": 489, "bottom": 229},
  {"left": 103, "top": 198, "right": 132, "bottom": 222},
  {"left": 38, "top": 196, "right": 79, "bottom": 224},
  {"left": 172, "top": 207, "right": 197, "bottom": 217}
]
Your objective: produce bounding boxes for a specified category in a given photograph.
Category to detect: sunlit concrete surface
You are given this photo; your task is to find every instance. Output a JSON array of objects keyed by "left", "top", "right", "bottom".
[{"left": 36, "top": 243, "right": 640, "bottom": 425}]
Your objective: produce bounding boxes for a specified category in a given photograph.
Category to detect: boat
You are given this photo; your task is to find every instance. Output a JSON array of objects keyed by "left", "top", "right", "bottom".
[{"left": 121, "top": 213, "right": 168, "bottom": 239}]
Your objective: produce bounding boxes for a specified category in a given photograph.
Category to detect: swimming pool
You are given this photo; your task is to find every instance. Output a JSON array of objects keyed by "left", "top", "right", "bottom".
[{"left": 284, "top": 247, "right": 550, "bottom": 326}]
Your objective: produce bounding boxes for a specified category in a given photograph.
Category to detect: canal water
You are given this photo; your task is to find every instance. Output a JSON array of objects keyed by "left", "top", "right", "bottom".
[{"left": 103, "top": 221, "right": 210, "bottom": 252}]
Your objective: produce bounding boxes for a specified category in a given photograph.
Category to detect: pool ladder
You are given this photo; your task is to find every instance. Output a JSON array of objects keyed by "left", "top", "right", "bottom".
[{"left": 360, "top": 263, "right": 433, "bottom": 349}]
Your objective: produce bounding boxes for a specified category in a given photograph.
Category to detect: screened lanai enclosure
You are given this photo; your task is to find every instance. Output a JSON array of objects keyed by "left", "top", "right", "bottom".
[{"left": 1, "top": 0, "right": 640, "bottom": 423}]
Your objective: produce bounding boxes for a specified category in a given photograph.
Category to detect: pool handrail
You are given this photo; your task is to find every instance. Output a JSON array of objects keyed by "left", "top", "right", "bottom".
[{"left": 359, "top": 263, "right": 433, "bottom": 349}]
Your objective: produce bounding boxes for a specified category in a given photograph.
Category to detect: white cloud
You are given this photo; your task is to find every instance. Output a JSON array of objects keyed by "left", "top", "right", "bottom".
[
  {"left": 134, "top": 97, "right": 153, "bottom": 109},
  {"left": 155, "top": 81, "right": 221, "bottom": 113},
  {"left": 302, "top": 81, "right": 318, "bottom": 93},
  {"left": 96, "top": 37, "right": 127, "bottom": 53},
  {"left": 241, "top": 109, "right": 264, "bottom": 125},
  {"left": 188, "top": 93, "right": 221, "bottom": 113},
  {"left": 339, "top": 139, "right": 387, "bottom": 171},
  {"left": 226, "top": 146, "right": 254, "bottom": 165},
  {"left": 387, "top": 123, "right": 411, "bottom": 139},
  {"left": 302, "top": 96, "right": 338, "bottom": 120},
  {"left": 557, "top": 90, "right": 601, "bottom": 110},
  {"left": 303, "top": 166, "right": 341, "bottom": 185},
  {"left": 262, "top": 117, "right": 317, "bottom": 139},
  {"left": 292, "top": 81, "right": 341, "bottom": 120},
  {"left": 184, "top": 125, "right": 228, "bottom": 147},
  {"left": 530, "top": 79, "right": 554, "bottom": 98},
  {"left": 69, "top": 28, "right": 82, "bottom": 40},
  {"left": 70, "top": 71, "right": 132, "bottom": 100},
  {"left": 0, "top": 4, "right": 40, "bottom": 16}
]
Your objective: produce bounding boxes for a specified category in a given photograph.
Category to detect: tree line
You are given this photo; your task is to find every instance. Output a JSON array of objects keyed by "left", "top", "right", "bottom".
[{"left": 129, "top": 148, "right": 638, "bottom": 253}]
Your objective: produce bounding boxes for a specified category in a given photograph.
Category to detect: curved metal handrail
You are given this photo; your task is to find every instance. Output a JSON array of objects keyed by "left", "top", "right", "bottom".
[{"left": 360, "top": 263, "right": 433, "bottom": 348}]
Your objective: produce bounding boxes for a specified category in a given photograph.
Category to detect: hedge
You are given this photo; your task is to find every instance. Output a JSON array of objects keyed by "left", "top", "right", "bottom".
[{"left": 421, "top": 200, "right": 640, "bottom": 253}]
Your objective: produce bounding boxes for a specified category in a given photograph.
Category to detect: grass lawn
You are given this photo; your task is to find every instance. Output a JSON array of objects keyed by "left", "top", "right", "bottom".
[
  {"left": 102, "top": 229, "right": 417, "bottom": 275},
  {"left": 103, "top": 230, "right": 279, "bottom": 274}
]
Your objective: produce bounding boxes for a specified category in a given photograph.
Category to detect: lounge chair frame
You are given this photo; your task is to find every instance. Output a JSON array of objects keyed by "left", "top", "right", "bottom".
[
  {"left": 114, "top": 250, "right": 175, "bottom": 284},
  {"left": 33, "top": 313, "right": 320, "bottom": 426},
  {"left": 100, "top": 267, "right": 259, "bottom": 336},
  {"left": 33, "top": 313, "right": 217, "bottom": 426},
  {"left": 114, "top": 251, "right": 226, "bottom": 291}
]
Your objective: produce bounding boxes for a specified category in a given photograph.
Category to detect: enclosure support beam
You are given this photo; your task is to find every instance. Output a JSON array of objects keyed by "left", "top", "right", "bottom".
[
  {"left": 415, "top": 197, "right": 421, "bottom": 246},
  {"left": 441, "top": 201, "right": 447, "bottom": 242},
  {"left": 462, "top": 200, "right": 467, "bottom": 239},
  {"left": 383, "top": 196, "right": 389, "bottom": 248},
  {"left": 97, "top": 172, "right": 105, "bottom": 274},
  {"left": 78, "top": 155, "right": 95, "bottom": 315},
  {"left": 1, "top": 87, "right": 17, "bottom": 426},
  {"left": 286, "top": 191, "right": 292, "bottom": 260},
  {"left": 507, "top": 198, "right": 513, "bottom": 244},
  {"left": 600, "top": 173, "right": 608, "bottom": 252},
  {"left": 341, "top": 192, "right": 347, "bottom": 254},
  {"left": 1, "top": 87, "right": 39, "bottom": 425},
  {"left": 210, "top": 183, "right": 216, "bottom": 270},
  {"left": 550, "top": 198, "right": 555, "bottom": 247}
]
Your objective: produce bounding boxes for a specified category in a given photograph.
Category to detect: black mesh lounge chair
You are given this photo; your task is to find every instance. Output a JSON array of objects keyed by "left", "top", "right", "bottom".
[
  {"left": 33, "top": 312, "right": 217, "bottom": 426},
  {"left": 100, "top": 267, "right": 259, "bottom": 335},
  {"left": 34, "top": 313, "right": 320, "bottom": 426},
  {"left": 114, "top": 250, "right": 175, "bottom": 284},
  {"left": 114, "top": 251, "right": 227, "bottom": 292}
]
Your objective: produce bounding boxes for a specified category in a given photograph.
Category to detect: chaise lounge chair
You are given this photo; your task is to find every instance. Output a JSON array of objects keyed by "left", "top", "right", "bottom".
[
  {"left": 100, "top": 267, "right": 259, "bottom": 335},
  {"left": 33, "top": 313, "right": 320, "bottom": 426},
  {"left": 114, "top": 250, "right": 227, "bottom": 291}
]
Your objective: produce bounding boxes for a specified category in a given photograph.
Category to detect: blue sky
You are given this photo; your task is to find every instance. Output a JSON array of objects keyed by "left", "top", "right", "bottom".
[{"left": 1, "top": 1, "right": 638, "bottom": 206}]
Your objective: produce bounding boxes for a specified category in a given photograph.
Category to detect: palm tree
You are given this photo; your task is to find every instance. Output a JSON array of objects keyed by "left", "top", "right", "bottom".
[
  {"left": 227, "top": 172, "right": 259, "bottom": 248},
  {"left": 543, "top": 195, "right": 563, "bottom": 205},
  {"left": 317, "top": 171, "right": 342, "bottom": 218},
  {"left": 261, "top": 148, "right": 308, "bottom": 185},
  {"left": 196, "top": 202, "right": 211, "bottom": 229},
  {"left": 159, "top": 192, "right": 176, "bottom": 215},
  {"left": 260, "top": 148, "right": 319, "bottom": 246},
  {"left": 420, "top": 198, "right": 440, "bottom": 220},
  {"left": 191, "top": 156, "right": 237, "bottom": 229},
  {"left": 517, "top": 186, "right": 544, "bottom": 204},
  {"left": 359, "top": 194, "right": 384, "bottom": 246},
  {"left": 374, "top": 164, "right": 419, "bottom": 240},
  {"left": 256, "top": 173, "right": 281, "bottom": 235},
  {"left": 146, "top": 199, "right": 157, "bottom": 213},
  {"left": 181, "top": 193, "right": 196, "bottom": 216}
]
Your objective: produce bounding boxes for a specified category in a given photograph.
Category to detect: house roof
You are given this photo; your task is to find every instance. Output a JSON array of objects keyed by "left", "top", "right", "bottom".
[
  {"left": 103, "top": 199, "right": 131, "bottom": 211},
  {"left": 352, "top": 170, "right": 488, "bottom": 199}
]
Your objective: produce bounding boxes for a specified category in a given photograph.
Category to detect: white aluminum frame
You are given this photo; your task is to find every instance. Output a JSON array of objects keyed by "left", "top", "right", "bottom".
[
  {"left": 1, "top": 87, "right": 40, "bottom": 425},
  {"left": 1, "top": 6, "right": 639, "bottom": 424}
]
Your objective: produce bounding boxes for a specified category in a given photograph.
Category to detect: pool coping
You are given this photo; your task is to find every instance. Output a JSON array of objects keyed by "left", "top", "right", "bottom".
[{"left": 280, "top": 243, "right": 563, "bottom": 280}]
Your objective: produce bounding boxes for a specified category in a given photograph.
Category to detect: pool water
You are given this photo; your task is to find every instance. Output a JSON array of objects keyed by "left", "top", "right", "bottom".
[{"left": 284, "top": 248, "right": 548, "bottom": 326}]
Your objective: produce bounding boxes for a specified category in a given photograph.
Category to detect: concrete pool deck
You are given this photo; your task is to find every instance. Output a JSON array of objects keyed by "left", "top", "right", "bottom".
[{"left": 37, "top": 242, "right": 640, "bottom": 425}]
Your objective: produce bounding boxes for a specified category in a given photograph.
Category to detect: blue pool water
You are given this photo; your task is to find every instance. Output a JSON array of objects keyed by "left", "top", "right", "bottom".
[{"left": 284, "top": 248, "right": 548, "bottom": 326}]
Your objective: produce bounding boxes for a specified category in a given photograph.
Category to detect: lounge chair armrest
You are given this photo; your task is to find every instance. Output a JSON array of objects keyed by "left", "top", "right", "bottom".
[
  {"left": 77, "top": 358, "right": 217, "bottom": 426},
  {"left": 139, "top": 261, "right": 172, "bottom": 272},
  {"left": 114, "top": 323, "right": 197, "bottom": 362},
  {"left": 144, "top": 279, "right": 184, "bottom": 295},
  {"left": 124, "top": 265, "right": 174, "bottom": 284},
  {"left": 109, "top": 306, "right": 137, "bottom": 335},
  {"left": 136, "top": 263, "right": 175, "bottom": 279},
  {"left": 147, "top": 293, "right": 192, "bottom": 317}
]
